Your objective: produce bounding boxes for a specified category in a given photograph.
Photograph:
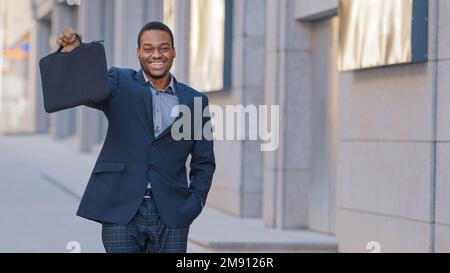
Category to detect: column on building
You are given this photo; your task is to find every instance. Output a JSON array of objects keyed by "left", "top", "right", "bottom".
[
  {"left": 233, "top": 0, "right": 266, "bottom": 217},
  {"left": 27, "top": 0, "right": 53, "bottom": 134},
  {"left": 76, "top": 0, "right": 106, "bottom": 152},
  {"left": 295, "top": 0, "right": 339, "bottom": 235},
  {"left": 48, "top": 2, "right": 77, "bottom": 140},
  {"left": 263, "top": 0, "right": 312, "bottom": 229}
]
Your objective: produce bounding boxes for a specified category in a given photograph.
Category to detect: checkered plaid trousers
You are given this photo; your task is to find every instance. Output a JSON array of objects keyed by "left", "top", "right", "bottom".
[{"left": 101, "top": 196, "right": 189, "bottom": 253}]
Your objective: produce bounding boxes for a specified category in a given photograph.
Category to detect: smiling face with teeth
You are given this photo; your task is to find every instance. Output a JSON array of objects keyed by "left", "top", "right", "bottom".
[{"left": 136, "top": 29, "right": 176, "bottom": 88}]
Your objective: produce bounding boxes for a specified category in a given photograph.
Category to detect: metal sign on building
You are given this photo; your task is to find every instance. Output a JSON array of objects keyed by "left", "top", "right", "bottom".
[{"left": 338, "top": 0, "right": 428, "bottom": 71}]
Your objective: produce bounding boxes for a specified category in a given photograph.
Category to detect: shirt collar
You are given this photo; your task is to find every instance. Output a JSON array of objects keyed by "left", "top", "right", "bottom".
[{"left": 143, "top": 72, "right": 176, "bottom": 95}]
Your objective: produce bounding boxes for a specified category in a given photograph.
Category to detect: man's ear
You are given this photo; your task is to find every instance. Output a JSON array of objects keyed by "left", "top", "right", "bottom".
[
  {"left": 136, "top": 48, "right": 140, "bottom": 59},
  {"left": 173, "top": 47, "right": 176, "bottom": 59}
]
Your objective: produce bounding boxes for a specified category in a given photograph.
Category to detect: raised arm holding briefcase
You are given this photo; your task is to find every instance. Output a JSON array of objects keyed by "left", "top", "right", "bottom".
[{"left": 39, "top": 28, "right": 109, "bottom": 113}]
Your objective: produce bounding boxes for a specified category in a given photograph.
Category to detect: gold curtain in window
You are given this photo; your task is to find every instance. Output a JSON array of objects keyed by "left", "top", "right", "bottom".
[
  {"left": 189, "top": 0, "right": 225, "bottom": 92},
  {"left": 338, "top": 0, "right": 413, "bottom": 71}
]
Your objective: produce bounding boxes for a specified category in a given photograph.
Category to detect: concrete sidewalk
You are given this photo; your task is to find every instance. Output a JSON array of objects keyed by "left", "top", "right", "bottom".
[
  {"left": 0, "top": 134, "right": 336, "bottom": 253},
  {"left": 189, "top": 208, "right": 337, "bottom": 252},
  {"left": 0, "top": 134, "right": 101, "bottom": 252}
]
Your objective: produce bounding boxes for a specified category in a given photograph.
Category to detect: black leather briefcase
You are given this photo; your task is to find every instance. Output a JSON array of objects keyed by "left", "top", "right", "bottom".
[{"left": 39, "top": 40, "right": 109, "bottom": 113}]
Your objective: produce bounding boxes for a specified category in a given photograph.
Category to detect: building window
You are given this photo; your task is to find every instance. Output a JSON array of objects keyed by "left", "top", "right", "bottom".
[
  {"left": 338, "top": 0, "right": 428, "bottom": 71},
  {"left": 189, "top": 0, "right": 232, "bottom": 92}
]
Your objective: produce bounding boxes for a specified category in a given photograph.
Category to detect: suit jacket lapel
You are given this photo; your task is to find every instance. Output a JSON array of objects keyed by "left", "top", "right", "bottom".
[
  {"left": 154, "top": 79, "right": 191, "bottom": 142},
  {"left": 135, "top": 70, "right": 155, "bottom": 139},
  {"left": 143, "top": 91, "right": 155, "bottom": 139}
]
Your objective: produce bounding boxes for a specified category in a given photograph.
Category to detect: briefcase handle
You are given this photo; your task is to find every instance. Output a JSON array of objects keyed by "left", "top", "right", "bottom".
[{"left": 56, "top": 38, "right": 105, "bottom": 53}]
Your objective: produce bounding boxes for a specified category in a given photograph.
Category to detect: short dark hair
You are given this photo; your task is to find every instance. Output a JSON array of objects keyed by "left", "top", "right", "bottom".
[{"left": 137, "top": 21, "right": 175, "bottom": 48}]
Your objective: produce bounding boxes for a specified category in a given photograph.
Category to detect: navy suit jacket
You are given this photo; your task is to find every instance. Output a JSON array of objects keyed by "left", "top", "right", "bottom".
[{"left": 76, "top": 67, "right": 215, "bottom": 228}]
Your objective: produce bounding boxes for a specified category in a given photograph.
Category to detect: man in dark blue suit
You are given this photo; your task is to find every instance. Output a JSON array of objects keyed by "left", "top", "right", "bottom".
[{"left": 57, "top": 22, "right": 215, "bottom": 253}]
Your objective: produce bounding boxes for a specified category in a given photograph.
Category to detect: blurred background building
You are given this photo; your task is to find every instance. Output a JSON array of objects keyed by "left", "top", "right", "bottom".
[
  {"left": 0, "top": 0, "right": 448, "bottom": 252},
  {"left": 0, "top": 0, "right": 33, "bottom": 133}
]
